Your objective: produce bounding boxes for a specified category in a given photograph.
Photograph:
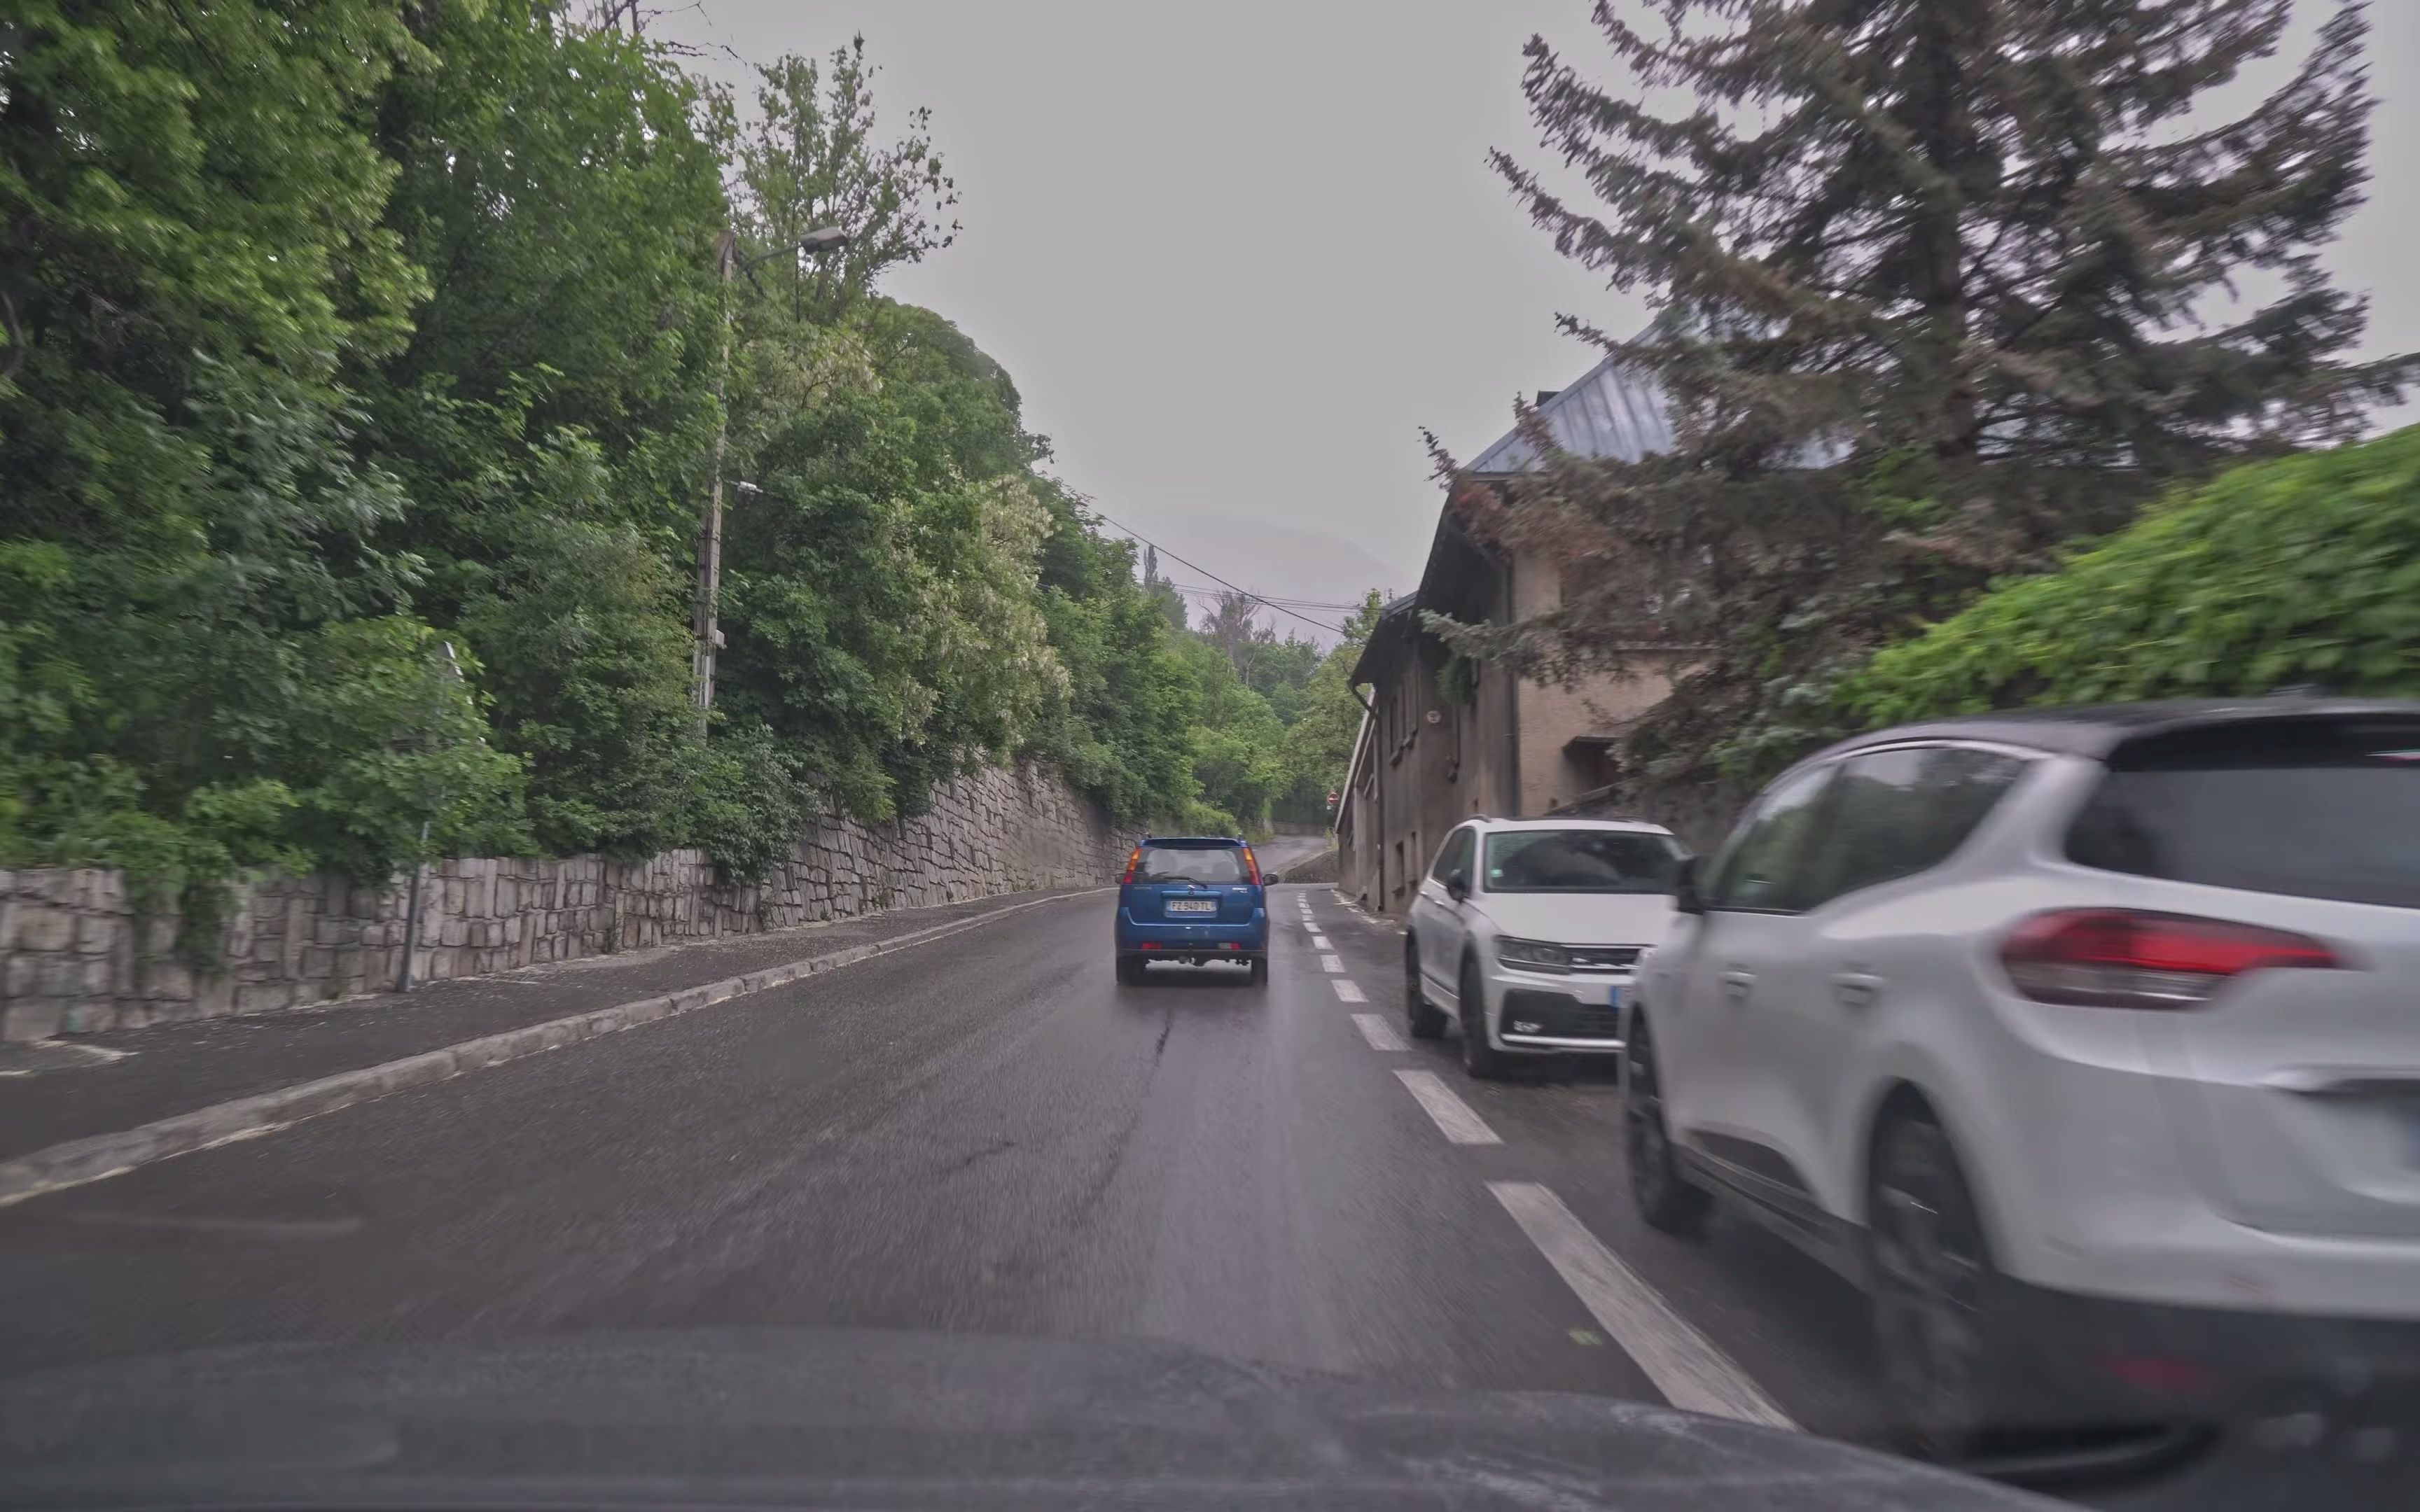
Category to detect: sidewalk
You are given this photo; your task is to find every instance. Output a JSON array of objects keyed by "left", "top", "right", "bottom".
[{"left": 0, "top": 887, "right": 1097, "bottom": 1168}]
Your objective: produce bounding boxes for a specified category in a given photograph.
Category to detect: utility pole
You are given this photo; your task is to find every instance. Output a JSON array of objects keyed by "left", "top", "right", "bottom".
[
  {"left": 692, "top": 225, "right": 849, "bottom": 735},
  {"left": 692, "top": 230, "right": 740, "bottom": 735}
]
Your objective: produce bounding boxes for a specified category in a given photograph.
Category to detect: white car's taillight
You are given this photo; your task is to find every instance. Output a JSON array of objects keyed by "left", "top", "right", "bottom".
[{"left": 1999, "top": 909, "right": 2344, "bottom": 1009}]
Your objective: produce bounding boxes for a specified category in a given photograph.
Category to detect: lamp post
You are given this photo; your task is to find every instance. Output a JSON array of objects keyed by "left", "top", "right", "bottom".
[{"left": 693, "top": 225, "right": 850, "bottom": 734}]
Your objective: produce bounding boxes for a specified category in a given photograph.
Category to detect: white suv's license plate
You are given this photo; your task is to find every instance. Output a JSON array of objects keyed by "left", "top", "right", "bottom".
[
  {"left": 1607, "top": 985, "right": 1624, "bottom": 1009},
  {"left": 1166, "top": 899, "right": 1217, "bottom": 915}
]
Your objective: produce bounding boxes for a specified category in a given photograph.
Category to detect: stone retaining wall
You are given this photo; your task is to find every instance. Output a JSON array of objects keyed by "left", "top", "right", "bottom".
[{"left": 1, "top": 763, "right": 1134, "bottom": 1042}]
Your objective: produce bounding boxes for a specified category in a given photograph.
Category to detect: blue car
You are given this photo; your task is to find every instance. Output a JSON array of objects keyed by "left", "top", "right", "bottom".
[{"left": 1113, "top": 836, "right": 1270, "bottom": 986}]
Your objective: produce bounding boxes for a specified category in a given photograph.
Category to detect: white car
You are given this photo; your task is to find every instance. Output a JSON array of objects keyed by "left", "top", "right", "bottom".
[
  {"left": 1403, "top": 816, "right": 1684, "bottom": 1078},
  {"left": 1625, "top": 698, "right": 2420, "bottom": 1477}
]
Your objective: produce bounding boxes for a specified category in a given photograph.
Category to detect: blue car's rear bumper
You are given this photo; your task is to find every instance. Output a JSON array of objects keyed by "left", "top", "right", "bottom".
[{"left": 1115, "top": 909, "right": 1268, "bottom": 958}]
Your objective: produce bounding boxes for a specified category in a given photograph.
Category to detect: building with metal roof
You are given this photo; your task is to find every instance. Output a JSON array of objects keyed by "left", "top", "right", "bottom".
[
  {"left": 1463, "top": 355, "right": 1676, "bottom": 477},
  {"left": 1335, "top": 357, "right": 1700, "bottom": 915}
]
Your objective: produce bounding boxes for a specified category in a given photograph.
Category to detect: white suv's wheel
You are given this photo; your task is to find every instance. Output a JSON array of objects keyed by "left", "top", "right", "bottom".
[
  {"left": 1403, "top": 937, "right": 1446, "bottom": 1038},
  {"left": 1458, "top": 956, "right": 1510, "bottom": 1079}
]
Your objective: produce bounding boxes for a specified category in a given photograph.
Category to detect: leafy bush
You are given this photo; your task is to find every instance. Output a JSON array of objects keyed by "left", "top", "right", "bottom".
[
  {"left": 679, "top": 723, "right": 813, "bottom": 887},
  {"left": 450, "top": 438, "right": 706, "bottom": 858},
  {"left": 1840, "top": 426, "right": 2420, "bottom": 724}
]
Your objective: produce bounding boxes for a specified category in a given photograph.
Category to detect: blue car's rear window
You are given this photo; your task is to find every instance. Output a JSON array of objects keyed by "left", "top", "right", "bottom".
[{"left": 1134, "top": 847, "right": 1249, "bottom": 883}]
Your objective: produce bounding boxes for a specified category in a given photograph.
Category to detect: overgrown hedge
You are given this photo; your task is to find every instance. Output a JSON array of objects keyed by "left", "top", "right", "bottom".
[{"left": 1838, "top": 426, "right": 2420, "bottom": 725}]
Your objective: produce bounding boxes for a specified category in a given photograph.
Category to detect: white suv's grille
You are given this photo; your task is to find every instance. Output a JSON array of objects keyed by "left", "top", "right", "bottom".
[{"left": 1566, "top": 946, "right": 1643, "bottom": 972}]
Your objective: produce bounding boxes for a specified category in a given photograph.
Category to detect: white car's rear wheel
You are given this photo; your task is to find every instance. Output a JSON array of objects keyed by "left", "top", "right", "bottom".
[
  {"left": 1870, "top": 1110, "right": 2007, "bottom": 1462},
  {"left": 1623, "top": 1016, "right": 1709, "bottom": 1237}
]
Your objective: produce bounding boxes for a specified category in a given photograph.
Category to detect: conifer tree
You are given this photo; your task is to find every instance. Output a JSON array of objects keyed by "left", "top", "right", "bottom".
[{"left": 1467, "top": 0, "right": 2412, "bottom": 785}]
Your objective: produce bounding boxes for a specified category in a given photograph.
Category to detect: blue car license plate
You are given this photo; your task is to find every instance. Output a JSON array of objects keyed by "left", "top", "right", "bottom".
[
  {"left": 1608, "top": 984, "right": 1624, "bottom": 1009},
  {"left": 1166, "top": 899, "right": 1217, "bottom": 915}
]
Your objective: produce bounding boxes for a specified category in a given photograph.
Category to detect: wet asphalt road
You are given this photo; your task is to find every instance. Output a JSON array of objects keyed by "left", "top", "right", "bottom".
[
  {"left": 0, "top": 889, "right": 1670, "bottom": 1405},
  {"left": 0, "top": 885, "right": 2374, "bottom": 1508}
]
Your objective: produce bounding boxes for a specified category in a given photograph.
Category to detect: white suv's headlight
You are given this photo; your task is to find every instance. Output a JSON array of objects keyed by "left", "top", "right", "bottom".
[{"left": 1494, "top": 937, "right": 1572, "bottom": 974}]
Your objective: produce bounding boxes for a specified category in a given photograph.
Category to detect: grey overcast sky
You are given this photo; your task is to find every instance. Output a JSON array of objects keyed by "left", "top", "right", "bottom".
[{"left": 656, "top": 1, "right": 2418, "bottom": 642}]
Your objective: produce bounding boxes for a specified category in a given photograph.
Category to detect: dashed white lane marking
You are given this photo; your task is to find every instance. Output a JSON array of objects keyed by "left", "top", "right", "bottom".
[
  {"left": 1350, "top": 1013, "right": 1408, "bottom": 1051},
  {"left": 1487, "top": 1181, "right": 1795, "bottom": 1429},
  {"left": 1393, "top": 1070, "right": 1501, "bottom": 1144},
  {"left": 1320, "top": 953, "right": 1343, "bottom": 973},
  {"left": 1330, "top": 979, "right": 1367, "bottom": 1003},
  {"left": 1309, "top": 934, "right": 1330, "bottom": 951}
]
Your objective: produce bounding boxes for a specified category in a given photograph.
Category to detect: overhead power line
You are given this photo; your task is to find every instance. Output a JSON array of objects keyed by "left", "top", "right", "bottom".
[
  {"left": 1162, "top": 580, "right": 1363, "bottom": 612},
  {"left": 1085, "top": 508, "right": 1352, "bottom": 638}
]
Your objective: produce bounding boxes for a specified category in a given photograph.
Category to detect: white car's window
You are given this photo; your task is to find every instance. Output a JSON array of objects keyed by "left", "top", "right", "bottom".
[
  {"left": 1706, "top": 763, "right": 1837, "bottom": 911},
  {"left": 1798, "top": 746, "right": 2026, "bottom": 909},
  {"left": 1482, "top": 830, "right": 1681, "bottom": 894}
]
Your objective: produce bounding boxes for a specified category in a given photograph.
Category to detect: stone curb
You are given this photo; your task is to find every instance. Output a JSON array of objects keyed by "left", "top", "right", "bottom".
[{"left": 0, "top": 889, "right": 1104, "bottom": 1209}]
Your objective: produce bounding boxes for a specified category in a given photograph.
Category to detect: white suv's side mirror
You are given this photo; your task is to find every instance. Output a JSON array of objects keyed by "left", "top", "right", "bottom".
[{"left": 1672, "top": 854, "right": 1707, "bottom": 915}]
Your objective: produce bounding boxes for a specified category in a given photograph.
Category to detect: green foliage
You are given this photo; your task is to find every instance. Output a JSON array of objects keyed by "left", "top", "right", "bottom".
[
  {"left": 1, "top": 8, "right": 1208, "bottom": 909},
  {"left": 1150, "top": 588, "right": 1389, "bottom": 833},
  {"left": 354, "top": 1, "right": 727, "bottom": 856},
  {"left": 711, "top": 36, "right": 961, "bottom": 324},
  {"left": 717, "top": 299, "right": 1062, "bottom": 820},
  {"left": 1270, "top": 591, "right": 1383, "bottom": 826},
  {"left": 1840, "top": 427, "right": 2420, "bottom": 724},
  {"left": 681, "top": 723, "right": 812, "bottom": 887},
  {"left": 1025, "top": 484, "right": 1202, "bottom": 825},
  {"left": 450, "top": 443, "right": 703, "bottom": 856},
  {"left": 1170, "top": 633, "right": 1288, "bottom": 832},
  {"left": 275, "top": 619, "right": 530, "bottom": 876},
  {"left": 1436, "top": 650, "right": 1478, "bottom": 710}
]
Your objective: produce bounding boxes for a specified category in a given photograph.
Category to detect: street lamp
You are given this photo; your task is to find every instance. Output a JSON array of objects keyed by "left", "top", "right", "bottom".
[{"left": 692, "top": 225, "right": 850, "bottom": 734}]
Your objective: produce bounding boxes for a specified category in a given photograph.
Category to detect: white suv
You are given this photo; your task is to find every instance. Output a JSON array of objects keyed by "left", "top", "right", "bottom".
[
  {"left": 1625, "top": 699, "right": 2420, "bottom": 1476},
  {"left": 1404, "top": 816, "right": 1684, "bottom": 1078}
]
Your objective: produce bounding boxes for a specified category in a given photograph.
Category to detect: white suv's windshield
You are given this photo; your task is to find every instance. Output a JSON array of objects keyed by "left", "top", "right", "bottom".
[{"left": 1482, "top": 830, "right": 1680, "bottom": 895}]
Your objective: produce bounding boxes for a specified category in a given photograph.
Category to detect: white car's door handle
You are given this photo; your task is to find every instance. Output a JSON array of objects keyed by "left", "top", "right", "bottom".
[
  {"left": 1830, "top": 969, "right": 1883, "bottom": 1009},
  {"left": 1720, "top": 968, "right": 1755, "bottom": 1002}
]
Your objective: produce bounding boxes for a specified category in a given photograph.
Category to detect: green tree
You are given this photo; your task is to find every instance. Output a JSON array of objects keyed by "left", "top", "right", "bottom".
[
  {"left": 1276, "top": 591, "right": 1383, "bottom": 825},
  {"left": 0, "top": 5, "right": 1225, "bottom": 897},
  {"left": 1027, "top": 483, "right": 1202, "bottom": 824},
  {"left": 356, "top": 1, "right": 728, "bottom": 857},
  {"left": 0, "top": 0, "right": 526, "bottom": 883},
  {"left": 1139, "top": 545, "right": 1190, "bottom": 631},
  {"left": 1468, "top": 0, "right": 2413, "bottom": 796},
  {"left": 1169, "top": 634, "right": 1288, "bottom": 832},
  {"left": 712, "top": 37, "right": 961, "bottom": 323},
  {"left": 710, "top": 43, "right": 1068, "bottom": 822},
  {"left": 716, "top": 298, "right": 1065, "bottom": 818}
]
